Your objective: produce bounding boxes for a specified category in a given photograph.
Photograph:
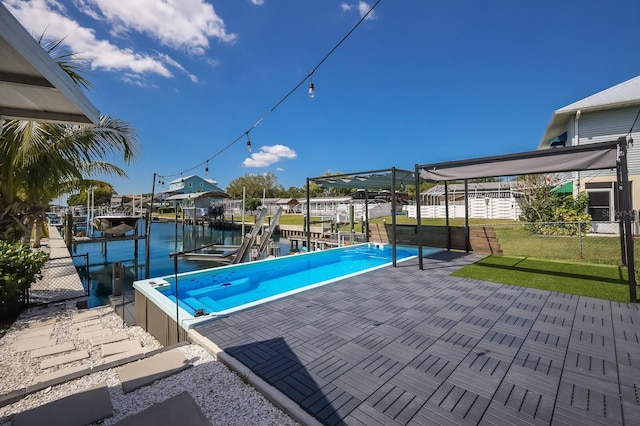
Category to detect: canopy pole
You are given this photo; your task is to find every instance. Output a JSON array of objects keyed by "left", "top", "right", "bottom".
[
  {"left": 618, "top": 136, "right": 636, "bottom": 301},
  {"left": 616, "top": 162, "right": 627, "bottom": 265},
  {"left": 415, "top": 165, "right": 423, "bottom": 270},
  {"left": 144, "top": 173, "right": 156, "bottom": 279},
  {"left": 464, "top": 179, "right": 470, "bottom": 253},
  {"left": 364, "top": 190, "right": 369, "bottom": 242},
  {"left": 391, "top": 167, "right": 397, "bottom": 267},
  {"left": 444, "top": 181, "right": 450, "bottom": 251},
  {"left": 306, "top": 178, "right": 311, "bottom": 251}
]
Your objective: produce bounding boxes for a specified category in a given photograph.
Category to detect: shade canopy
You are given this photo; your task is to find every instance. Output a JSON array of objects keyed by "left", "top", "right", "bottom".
[
  {"left": 0, "top": 4, "right": 99, "bottom": 124},
  {"left": 311, "top": 168, "right": 415, "bottom": 190},
  {"left": 419, "top": 140, "right": 618, "bottom": 181}
]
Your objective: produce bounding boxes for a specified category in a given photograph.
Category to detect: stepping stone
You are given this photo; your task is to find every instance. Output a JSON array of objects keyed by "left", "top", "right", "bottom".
[
  {"left": 91, "top": 331, "right": 129, "bottom": 346},
  {"left": 72, "top": 310, "right": 101, "bottom": 322},
  {"left": 13, "top": 382, "right": 112, "bottom": 426},
  {"left": 40, "top": 350, "right": 89, "bottom": 369},
  {"left": 19, "top": 326, "right": 55, "bottom": 338},
  {"left": 117, "top": 349, "right": 191, "bottom": 393},
  {"left": 99, "top": 350, "right": 146, "bottom": 370},
  {"left": 77, "top": 328, "right": 111, "bottom": 341},
  {"left": 102, "top": 340, "right": 141, "bottom": 357},
  {"left": 30, "top": 342, "right": 75, "bottom": 358},
  {"left": 29, "top": 365, "right": 91, "bottom": 393},
  {"left": 72, "top": 318, "right": 102, "bottom": 329},
  {"left": 14, "top": 338, "right": 57, "bottom": 352},
  {"left": 25, "top": 318, "right": 56, "bottom": 328},
  {"left": 73, "top": 323, "right": 103, "bottom": 334},
  {"left": 112, "top": 391, "right": 208, "bottom": 426}
]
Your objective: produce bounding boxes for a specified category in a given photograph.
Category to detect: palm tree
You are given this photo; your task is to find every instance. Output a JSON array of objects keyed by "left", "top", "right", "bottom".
[
  {"left": 0, "top": 116, "right": 139, "bottom": 244},
  {"left": 0, "top": 35, "right": 139, "bottom": 244}
]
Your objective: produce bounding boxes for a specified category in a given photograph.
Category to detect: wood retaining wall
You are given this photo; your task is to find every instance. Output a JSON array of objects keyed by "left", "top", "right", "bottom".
[{"left": 368, "top": 224, "right": 502, "bottom": 254}]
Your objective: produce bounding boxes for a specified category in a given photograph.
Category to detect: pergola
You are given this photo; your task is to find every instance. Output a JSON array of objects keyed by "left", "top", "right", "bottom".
[
  {"left": 307, "top": 168, "right": 415, "bottom": 266},
  {"left": 0, "top": 4, "right": 99, "bottom": 125},
  {"left": 416, "top": 138, "right": 637, "bottom": 301}
]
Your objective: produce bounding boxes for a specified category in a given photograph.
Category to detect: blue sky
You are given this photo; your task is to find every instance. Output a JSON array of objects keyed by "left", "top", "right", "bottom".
[{"left": 5, "top": 0, "right": 640, "bottom": 196}]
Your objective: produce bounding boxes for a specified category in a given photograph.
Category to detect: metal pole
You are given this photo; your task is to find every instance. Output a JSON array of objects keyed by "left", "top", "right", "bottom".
[
  {"left": 444, "top": 181, "right": 450, "bottom": 250},
  {"left": 173, "top": 252, "right": 180, "bottom": 343},
  {"left": 464, "top": 179, "right": 470, "bottom": 253},
  {"left": 415, "top": 165, "right": 423, "bottom": 270},
  {"left": 618, "top": 136, "right": 637, "bottom": 301},
  {"left": 306, "top": 178, "right": 311, "bottom": 250},
  {"left": 391, "top": 167, "right": 397, "bottom": 267},
  {"left": 145, "top": 173, "right": 156, "bottom": 278}
]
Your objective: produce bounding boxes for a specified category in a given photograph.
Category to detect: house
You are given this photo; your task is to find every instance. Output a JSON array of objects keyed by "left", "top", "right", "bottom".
[
  {"left": 538, "top": 75, "right": 640, "bottom": 225},
  {"left": 159, "top": 175, "right": 229, "bottom": 217}
]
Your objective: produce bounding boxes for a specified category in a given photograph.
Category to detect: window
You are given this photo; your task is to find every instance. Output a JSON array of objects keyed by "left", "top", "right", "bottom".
[
  {"left": 587, "top": 190, "right": 612, "bottom": 221},
  {"left": 188, "top": 182, "right": 192, "bottom": 188}
]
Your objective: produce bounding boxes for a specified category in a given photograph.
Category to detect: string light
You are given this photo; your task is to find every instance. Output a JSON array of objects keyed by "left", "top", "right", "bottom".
[
  {"left": 308, "top": 75, "right": 315, "bottom": 98},
  {"left": 205, "top": 161, "right": 209, "bottom": 176},
  {"left": 156, "top": 0, "right": 383, "bottom": 180}
]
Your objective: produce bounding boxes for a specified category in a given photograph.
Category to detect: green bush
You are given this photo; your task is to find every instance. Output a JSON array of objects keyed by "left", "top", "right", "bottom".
[{"left": 0, "top": 241, "right": 49, "bottom": 298}]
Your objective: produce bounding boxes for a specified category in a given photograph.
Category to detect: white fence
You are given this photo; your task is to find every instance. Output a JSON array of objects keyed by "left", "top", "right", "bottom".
[{"left": 407, "top": 198, "right": 522, "bottom": 220}]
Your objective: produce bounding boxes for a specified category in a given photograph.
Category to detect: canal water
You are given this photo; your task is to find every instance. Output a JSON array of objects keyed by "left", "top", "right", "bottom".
[{"left": 70, "top": 221, "right": 291, "bottom": 307}]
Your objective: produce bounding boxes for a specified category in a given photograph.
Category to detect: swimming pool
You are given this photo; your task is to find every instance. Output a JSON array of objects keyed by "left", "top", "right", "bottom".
[{"left": 133, "top": 243, "right": 440, "bottom": 329}]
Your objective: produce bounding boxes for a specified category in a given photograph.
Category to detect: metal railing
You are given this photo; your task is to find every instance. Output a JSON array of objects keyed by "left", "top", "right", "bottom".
[
  {"left": 28, "top": 254, "right": 90, "bottom": 305},
  {"left": 482, "top": 221, "right": 632, "bottom": 265}
]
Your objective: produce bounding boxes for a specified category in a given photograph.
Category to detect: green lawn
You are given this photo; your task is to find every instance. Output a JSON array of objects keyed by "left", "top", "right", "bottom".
[{"left": 452, "top": 255, "right": 632, "bottom": 302}]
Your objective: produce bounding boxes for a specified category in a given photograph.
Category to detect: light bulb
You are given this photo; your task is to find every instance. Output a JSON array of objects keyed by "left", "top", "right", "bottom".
[
  {"left": 247, "top": 139, "right": 252, "bottom": 152},
  {"left": 308, "top": 82, "right": 315, "bottom": 98},
  {"left": 205, "top": 163, "right": 209, "bottom": 176}
]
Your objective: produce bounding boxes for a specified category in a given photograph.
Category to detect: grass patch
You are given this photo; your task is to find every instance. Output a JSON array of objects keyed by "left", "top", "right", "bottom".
[{"left": 452, "top": 255, "right": 632, "bottom": 302}]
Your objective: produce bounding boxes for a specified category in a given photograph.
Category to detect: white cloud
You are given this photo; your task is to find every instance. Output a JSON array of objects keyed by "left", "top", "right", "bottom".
[
  {"left": 4, "top": 0, "right": 234, "bottom": 84},
  {"left": 75, "top": 0, "right": 237, "bottom": 53},
  {"left": 243, "top": 145, "right": 297, "bottom": 168},
  {"left": 341, "top": 1, "right": 377, "bottom": 20},
  {"left": 251, "top": 0, "right": 264, "bottom": 5}
]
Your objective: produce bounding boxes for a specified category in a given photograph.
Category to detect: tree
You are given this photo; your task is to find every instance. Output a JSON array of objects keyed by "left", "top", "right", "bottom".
[
  {"left": 67, "top": 183, "right": 116, "bottom": 207},
  {"left": 517, "top": 175, "right": 591, "bottom": 235},
  {"left": 226, "top": 172, "right": 284, "bottom": 199},
  {"left": 0, "top": 38, "right": 139, "bottom": 243}
]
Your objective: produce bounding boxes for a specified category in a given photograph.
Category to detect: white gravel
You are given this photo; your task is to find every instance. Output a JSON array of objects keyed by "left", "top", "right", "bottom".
[{"left": 0, "top": 302, "right": 299, "bottom": 426}]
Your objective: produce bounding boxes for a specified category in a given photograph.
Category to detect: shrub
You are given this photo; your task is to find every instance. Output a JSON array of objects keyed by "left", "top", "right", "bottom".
[{"left": 0, "top": 241, "right": 49, "bottom": 317}]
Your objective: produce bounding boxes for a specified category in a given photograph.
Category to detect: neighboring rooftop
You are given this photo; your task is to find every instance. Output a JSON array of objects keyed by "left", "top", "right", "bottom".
[{"left": 538, "top": 75, "right": 640, "bottom": 148}]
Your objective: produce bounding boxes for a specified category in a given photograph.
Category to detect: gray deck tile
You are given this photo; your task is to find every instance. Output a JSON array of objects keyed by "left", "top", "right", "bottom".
[
  {"left": 563, "top": 350, "right": 618, "bottom": 383},
  {"left": 343, "top": 402, "right": 404, "bottom": 426},
  {"left": 480, "top": 400, "right": 550, "bottom": 426},
  {"left": 389, "top": 366, "right": 439, "bottom": 400},
  {"left": 192, "top": 254, "right": 637, "bottom": 425}
]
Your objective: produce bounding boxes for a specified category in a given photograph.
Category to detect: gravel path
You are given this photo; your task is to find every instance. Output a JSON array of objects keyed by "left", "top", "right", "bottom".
[{"left": 0, "top": 302, "right": 299, "bottom": 426}]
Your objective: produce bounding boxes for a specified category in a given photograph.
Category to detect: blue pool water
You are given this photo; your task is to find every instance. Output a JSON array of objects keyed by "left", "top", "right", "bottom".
[{"left": 134, "top": 243, "right": 440, "bottom": 326}]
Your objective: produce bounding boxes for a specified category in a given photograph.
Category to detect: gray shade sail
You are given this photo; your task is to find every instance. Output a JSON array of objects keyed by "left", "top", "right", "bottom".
[
  {"left": 419, "top": 140, "right": 618, "bottom": 181},
  {"left": 312, "top": 168, "right": 415, "bottom": 189},
  {"left": 0, "top": 4, "right": 99, "bottom": 124}
]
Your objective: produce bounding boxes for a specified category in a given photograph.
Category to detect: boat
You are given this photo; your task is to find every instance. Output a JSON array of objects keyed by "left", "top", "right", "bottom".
[{"left": 91, "top": 215, "right": 142, "bottom": 236}]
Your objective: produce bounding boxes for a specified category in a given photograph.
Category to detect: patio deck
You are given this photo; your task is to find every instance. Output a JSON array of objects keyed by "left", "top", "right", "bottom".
[{"left": 193, "top": 252, "right": 640, "bottom": 425}]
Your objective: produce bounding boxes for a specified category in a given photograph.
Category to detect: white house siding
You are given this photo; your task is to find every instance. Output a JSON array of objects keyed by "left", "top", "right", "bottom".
[
  {"left": 575, "top": 108, "right": 640, "bottom": 175},
  {"left": 565, "top": 107, "right": 640, "bottom": 211}
]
